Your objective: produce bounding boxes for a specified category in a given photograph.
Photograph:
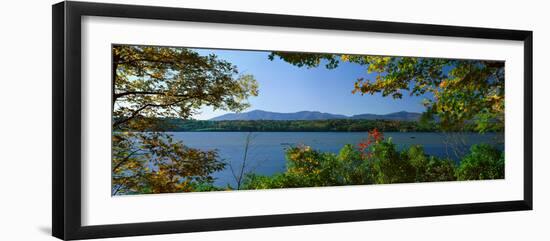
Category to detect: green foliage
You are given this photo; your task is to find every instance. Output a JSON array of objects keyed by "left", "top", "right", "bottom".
[
  {"left": 111, "top": 45, "right": 505, "bottom": 194},
  {"left": 456, "top": 144, "right": 505, "bottom": 180},
  {"left": 111, "top": 45, "right": 259, "bottom": 195},
  {"left": 243, "top": 144, "right": 375, "bottom": 189},
  {"left": 242, "top": 140, "right": 502, "bottom": 190},
  {"left": 370, "top": 139, "right": 416, "bottom": 184},
  {"left": 268, "top": 52, "right": 340, "bottom": 69},
  {"left": 188, "top": 182, "right": 226, "bottom": 192},
  {"left": 243, "top": 173, "right": 308, "bottom": 189},
  {"left": 337, "top": 144, "right": 375, "bottom": 185},
  {"left": 269, "top": 52, "right": 504, "bottom": 133},
  {"left": 111, "top": 132, "right": 226, "bottom": 195},
  {"left": 112, "top": 45, "right": 258, "bottom": 130},
  {"left": 406, "top": 145, "right": 456, "bottom": 182}
]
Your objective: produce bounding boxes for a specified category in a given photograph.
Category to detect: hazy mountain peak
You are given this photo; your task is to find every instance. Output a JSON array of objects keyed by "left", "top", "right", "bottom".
[{"left": 210, "top": 110, "right": 421, "bottom": 121}]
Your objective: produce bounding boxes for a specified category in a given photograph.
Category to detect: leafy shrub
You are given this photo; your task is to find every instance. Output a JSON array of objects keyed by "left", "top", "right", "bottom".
[
  {"left": 189, "top": 182, "right": 226, "bottom": 192},
  {"left": 242, "top": 137, "right": 503, "bottom": 190},
  {"left": 456, "top": 144, "right": 504, "bottom": 180},
  {"left": 284, "top": 145, "right": 335, "bottom": 186},
  {"left": 406, "top": 145, "right": 456, "bottom": 182},
  {"left": 337, "top": 144, "right": 375, "bottom": 185},
  {"left": 370, "top": 139, "right": 416, "bottom": 184},
  {"left": 243, "top": 143, "right": 374, "bottom": 189},
  {"left": 111, "top": 132, "right": 225, "bottom": 195}
]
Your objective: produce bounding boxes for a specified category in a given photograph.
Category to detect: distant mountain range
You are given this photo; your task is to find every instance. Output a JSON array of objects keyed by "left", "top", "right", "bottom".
[{"left": 209, "top": 110, "right": 421, "bottom": 122}]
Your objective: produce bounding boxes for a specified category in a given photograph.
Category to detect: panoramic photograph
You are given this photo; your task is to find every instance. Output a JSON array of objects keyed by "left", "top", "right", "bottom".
[{"left": 111, "top": 44, "right": 505, "bottom": 195}]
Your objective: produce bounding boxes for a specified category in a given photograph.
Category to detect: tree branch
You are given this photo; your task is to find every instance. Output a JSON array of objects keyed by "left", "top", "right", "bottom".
[
  {"left": 112, "top": 99, "right": 189, "bottom": 128},
  {"left": 112, "top": 148, "right": 142, "bottom": 172},
  {"left": 113, "top": 91, "right": 192, "bottom": 100}
]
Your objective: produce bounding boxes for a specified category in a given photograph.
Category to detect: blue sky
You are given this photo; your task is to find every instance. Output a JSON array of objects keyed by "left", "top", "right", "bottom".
[{"left": 193, "top": 48, "right": 429, "bottom": 120}]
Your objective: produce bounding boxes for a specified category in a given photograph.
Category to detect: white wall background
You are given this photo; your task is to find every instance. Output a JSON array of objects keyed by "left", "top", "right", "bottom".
[{"left": 0, "top": 0, "right": 548, "bottom": 240}]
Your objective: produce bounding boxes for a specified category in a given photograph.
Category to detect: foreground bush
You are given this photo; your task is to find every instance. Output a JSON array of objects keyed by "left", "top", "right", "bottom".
[
  {"left": 407, "top": 145, "right": 456, "bottom": 182},
  {"left": 243, "top": 133, "right": 502, "bottom": 190},
  {"left": 456, "top": 144, "right": 504, "bottom": 180},
  {"left": 370, "top": 140, "right": 416, "bottom": 184},
  {"left": 243, "top": 144, "right": 374, "bottom": 189}
]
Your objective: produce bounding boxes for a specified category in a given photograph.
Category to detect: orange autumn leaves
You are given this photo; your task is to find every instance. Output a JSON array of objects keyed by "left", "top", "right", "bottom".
[{"left": 357, "top": 128, "right": 384, "bottom": 158}]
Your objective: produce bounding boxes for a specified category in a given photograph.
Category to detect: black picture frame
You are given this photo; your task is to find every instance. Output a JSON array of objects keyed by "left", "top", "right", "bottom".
[{"left": 52, "top": 1, "right": 533, "bottom": 240}]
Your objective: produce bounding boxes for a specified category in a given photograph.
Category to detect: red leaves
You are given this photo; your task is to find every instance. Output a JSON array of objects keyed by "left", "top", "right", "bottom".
[{"left": 357, "top": 128, "right": 384, "bottom": 158}]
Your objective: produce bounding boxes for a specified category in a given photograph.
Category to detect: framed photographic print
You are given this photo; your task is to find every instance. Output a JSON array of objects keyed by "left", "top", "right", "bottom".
[{"left": 52, "top": 1, "right": 533, "bottom": 240}]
